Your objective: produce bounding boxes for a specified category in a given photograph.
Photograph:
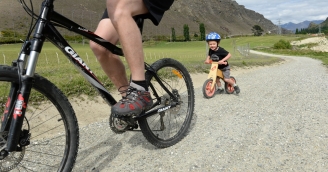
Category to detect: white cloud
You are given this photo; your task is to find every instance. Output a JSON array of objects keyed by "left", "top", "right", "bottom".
[{"left": 235, "top": 0, "right": 328, "bottom": 24}]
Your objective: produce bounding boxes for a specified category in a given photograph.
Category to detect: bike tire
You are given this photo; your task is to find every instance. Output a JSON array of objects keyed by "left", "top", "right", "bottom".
[
  {"left": 0, "top": 65, "right": 79, "bottom": 172},
  {"left": 202, "top": 78, "right": 216, "bottom": 98},
  {"left": 140, "top": 58, "right": 195, "bottom": 148},
  {"left": 225, "top": 76, "right": 236, "bottom": 94}
]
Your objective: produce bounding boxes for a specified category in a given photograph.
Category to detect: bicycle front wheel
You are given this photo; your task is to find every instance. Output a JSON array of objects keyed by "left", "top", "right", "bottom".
[
  {"left": 202, "top": 78, "right": 216, "bottom": 98},
  {"left": 140, "top": 58, "right": 195, "bottom": 148},
  {"left": 0, "top": 65, "right": 79, "bottom": 172}
]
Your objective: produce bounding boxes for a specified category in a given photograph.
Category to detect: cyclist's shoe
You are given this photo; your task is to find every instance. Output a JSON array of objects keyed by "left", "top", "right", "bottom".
[
  {"left": 234, "top": 85, "right": 240, "bottom": 94},
  {"left": 112, "top": 86, "right": 153, "bottom": 118},
  {"left": 216, "top": 88, "right": 224, "bottom": 94}
]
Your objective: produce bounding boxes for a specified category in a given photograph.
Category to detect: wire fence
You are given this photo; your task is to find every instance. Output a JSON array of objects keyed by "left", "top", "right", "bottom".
[
  {"left": 236, "top": 43, "right": 250, "bottom": 57},
  {"left": 1, "top": 51, "right": 210, "bottom": 73},
  {"left": 231, "top": 40, "right": 250, "bottom": 57}
]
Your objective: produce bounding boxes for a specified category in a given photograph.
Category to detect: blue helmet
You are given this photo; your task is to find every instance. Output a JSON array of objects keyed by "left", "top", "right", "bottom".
[{"left": 206, "top": 32, "right": 221, "bottom": 42}]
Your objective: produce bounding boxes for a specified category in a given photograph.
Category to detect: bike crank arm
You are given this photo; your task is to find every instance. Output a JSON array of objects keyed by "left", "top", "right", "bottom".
[{"left": 136, "top": 102, "right": 179, "bottom": 119}]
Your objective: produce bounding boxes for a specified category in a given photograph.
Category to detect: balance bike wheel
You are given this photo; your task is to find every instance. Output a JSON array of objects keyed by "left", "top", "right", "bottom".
[
  {"left": 225, "top": 76, "right": 236, "bottom": 94},
  {"left": 202, "top": 78, "right": 216, "bottom": 98}
]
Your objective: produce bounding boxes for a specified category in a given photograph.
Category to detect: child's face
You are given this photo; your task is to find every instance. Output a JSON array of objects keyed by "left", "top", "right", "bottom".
[{"left": 208, "top": 41, "right": 218, "bottom": 50}]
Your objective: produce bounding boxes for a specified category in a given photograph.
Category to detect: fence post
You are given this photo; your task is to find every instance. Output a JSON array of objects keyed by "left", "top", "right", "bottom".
[
  {"left": 44, "top": 52, "right": 48, "bottom": 64},
  {"left": 56, "top": 52, "right": 59, "bottom": 64},
  {"left": 86, "top": 52, "right": 89, "bottom": 62},
  {"left": 3, "top": 53, "right": 5, "bottom": 65},
  {"left": 248, "top": 43, "right": 250, "bottom": 56}
]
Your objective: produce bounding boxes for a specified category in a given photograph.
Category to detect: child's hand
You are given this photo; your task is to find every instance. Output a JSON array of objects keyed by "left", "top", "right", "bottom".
[
  {"left": 204, "top": 59, "right": 212, "bottom": 64},
  {"left": 218, "top": 61, "right": 227, "bottom": 65}
]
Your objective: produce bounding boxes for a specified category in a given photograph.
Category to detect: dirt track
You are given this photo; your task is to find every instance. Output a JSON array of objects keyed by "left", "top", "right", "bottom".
[{"left": 71, "top": 51, "right": 328, "bottom": 172}]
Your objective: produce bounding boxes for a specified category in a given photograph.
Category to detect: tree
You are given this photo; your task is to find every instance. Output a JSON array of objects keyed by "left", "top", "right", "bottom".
[
  {"left": 199, "top": 23, "right": 205, "bottom": 41},
  {"left": 183, "top": 24, "right": 190, "bottom": 41},
  {"left": 295, "top": 28, "right": 299, "bottom": 34},
  {"left": 171, "top": 27, "right": 176, "bottom": 42},
  {"left": 252, "top": 25, "right": 264, "bottom": 36}
]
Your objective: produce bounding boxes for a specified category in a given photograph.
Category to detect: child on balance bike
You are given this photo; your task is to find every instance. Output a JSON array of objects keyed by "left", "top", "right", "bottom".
[{"left": 204, "top": 32, "right": 240, "bottom": 94}]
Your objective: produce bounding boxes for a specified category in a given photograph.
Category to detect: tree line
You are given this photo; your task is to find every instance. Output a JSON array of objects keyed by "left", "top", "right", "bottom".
[
  {"left": 295, "top": 26, "right": 328, "bottom": 35},
  {"left": 170, "top": 23, "right": 206, "bottom": 42},
  {"left": 0, "top": 23, "right": 207, "bottom": 44}
]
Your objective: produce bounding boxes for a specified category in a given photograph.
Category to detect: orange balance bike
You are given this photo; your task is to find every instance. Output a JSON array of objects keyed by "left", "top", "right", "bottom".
[{"left": 202, "top": 61, "right": 237, "bottom": 98}]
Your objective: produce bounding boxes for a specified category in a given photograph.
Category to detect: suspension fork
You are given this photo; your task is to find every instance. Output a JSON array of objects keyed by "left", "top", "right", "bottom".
[
  {"left": 0, "top": 83, "right": 18, "bottom": 132},
  {"left": 6, "top": 76, "right": 34, "bottom": 152},
  {"left": 5, "top": 42, "right": 37, "bottom": 152},
  {"left": 5, "top": 3, "right": 49, "bottom": 152}
]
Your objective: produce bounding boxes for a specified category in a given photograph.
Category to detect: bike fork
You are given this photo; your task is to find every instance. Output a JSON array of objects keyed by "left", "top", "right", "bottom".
[
  {"left": 1, "top": 1, "right": 50, "bottom": 159},
  {"left": 3, "top": 2, "right": 48, "bottom": 153},
  {"left": 2, "top": 43, "right": 37, "bottom": 154}
]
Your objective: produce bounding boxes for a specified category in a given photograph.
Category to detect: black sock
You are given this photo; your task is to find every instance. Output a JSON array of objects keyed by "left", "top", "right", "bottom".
[{"left": 132, "top": 80, "right": 148, "bottom": 91}]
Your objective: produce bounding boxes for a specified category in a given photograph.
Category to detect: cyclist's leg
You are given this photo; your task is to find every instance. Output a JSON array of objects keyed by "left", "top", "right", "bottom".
[
  {"left": 223, "top": 70, "right": 240, "bottom": 93},
  {"left": 216, "top": 76, "right": 222, "bottom": 87},
  {"left": 223, "top": 70, "right": 234, "bottom": 85},
  {"left": 107, "top": 0, "right": 154, "bottom": 117},
  {"left": 224, "top": 78, "right": 235, "bottom": 85},
  {"left": 89, "top": 18, "right": 129, "bottom": 92},
  {"left": 106, "top": 0, "right": 148, "bottom": 82},
  {"left": 216, "top": 76, "right": 224, "bottom": 93}
]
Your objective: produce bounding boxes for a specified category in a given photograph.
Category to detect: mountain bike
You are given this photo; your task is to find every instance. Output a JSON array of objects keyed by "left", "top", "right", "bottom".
[
  {"left": 0, "top": 0, "right": 195, "bottom": 171},
  {"left": 202, "top": 60, "right": 236, "bottom": 98}
]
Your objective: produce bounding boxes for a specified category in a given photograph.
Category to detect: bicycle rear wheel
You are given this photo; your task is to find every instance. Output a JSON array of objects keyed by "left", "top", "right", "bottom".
[
  {"left": 0, "top": 65, "right": 79, "bottom": 172},
  {"left": 140, "top": 58, "right": 195, "bottom": 148}
]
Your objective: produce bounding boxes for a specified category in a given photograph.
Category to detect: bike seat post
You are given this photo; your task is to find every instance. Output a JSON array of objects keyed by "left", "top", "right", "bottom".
[{"left": 134, "top": 17, "right": 144, "bottom": 35}]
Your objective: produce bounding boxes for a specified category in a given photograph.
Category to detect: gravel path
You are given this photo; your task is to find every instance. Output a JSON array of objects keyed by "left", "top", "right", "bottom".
[{"left": 73, "top": 51, "right": 328, "bottom": 172}]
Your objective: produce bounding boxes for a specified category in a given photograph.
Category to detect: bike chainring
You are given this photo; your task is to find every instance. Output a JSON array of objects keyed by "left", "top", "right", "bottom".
[{"left": 109, "top": 114, "right": 138, "bottom": 134}]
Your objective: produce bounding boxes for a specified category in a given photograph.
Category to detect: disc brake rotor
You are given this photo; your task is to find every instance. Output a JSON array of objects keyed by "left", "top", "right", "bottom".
[
  {"left": 0, "top": 148, "right": 25, "bottom": 172},
  {"left": 161, "top": 89, "right": 181, "bottom": 114},
  {"left": 0, "top": 131, "right": 25, "bottom": 172}
]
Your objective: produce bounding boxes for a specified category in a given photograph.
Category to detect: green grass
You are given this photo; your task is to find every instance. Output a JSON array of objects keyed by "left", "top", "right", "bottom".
[
  {"left": 259, "top": 48, "right": 328, "bottom": 65},
  {"left": 1, "top": 35, "right": 321, "bottom": 98},
  {"left": 251, "top": 35, "right": 328, "bottom": 65}
]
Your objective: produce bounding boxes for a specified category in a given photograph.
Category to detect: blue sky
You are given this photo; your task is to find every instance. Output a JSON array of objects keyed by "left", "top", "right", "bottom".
[{"left": 234, "top": 0, "right": 328, "bottom": 24}]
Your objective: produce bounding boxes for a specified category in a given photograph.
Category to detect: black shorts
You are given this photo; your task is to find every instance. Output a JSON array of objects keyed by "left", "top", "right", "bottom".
[{"left": 102, "top": 0, "right": 174, "bottom": 25}]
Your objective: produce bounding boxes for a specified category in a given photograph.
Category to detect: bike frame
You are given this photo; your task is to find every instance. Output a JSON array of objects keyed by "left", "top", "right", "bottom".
[
  {"left": 2, "top": 0, "right": 177, "bottom": 152},
  {"left": 207, "top": 62, "right": 224, "bottom": 90}
]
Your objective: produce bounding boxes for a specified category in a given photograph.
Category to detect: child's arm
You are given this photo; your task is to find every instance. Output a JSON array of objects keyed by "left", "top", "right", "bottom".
[
  {"left": 219, "top": 53, "right": 231, "bottom": 64},
  {"left": 204, "top": 55, "right": 212, "bottom": 64}
]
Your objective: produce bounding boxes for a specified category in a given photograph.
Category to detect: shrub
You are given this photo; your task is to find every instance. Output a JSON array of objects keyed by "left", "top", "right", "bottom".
[{"left": 273, "top": 39, "right": 292, "bottom": 49}]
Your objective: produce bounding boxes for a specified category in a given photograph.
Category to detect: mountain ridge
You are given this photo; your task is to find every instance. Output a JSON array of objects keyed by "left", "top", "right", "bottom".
[
  {"left": 281, "top": 20, "right": 324, "bottom": 32},
  {"left": 0, "top": 0, "right": 278, "bottom": 38}
]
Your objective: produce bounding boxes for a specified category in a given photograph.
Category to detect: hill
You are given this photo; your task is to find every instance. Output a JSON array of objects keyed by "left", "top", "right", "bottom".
[
  {"left": 0, "top": 0, "right": 277, "bottom": 38},
  {"left": 281, "top": 20, "right": 324, "bottom": 32},
  {"left": 307, "top": 18, "right": 328, "bottom": 29},
  {"left": 299, "top": 17, "right": 328, "bottom": 34}
]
